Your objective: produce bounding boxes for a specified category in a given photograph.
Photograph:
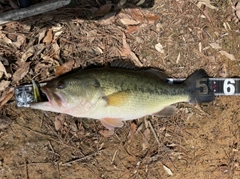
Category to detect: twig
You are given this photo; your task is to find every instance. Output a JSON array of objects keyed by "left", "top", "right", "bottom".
[
  {"left": 148, "top": 120, "right": 161, "bottom": 146},
  {"left": 25, "top": 158, "right": 29, "bottom": 179},
  {"left": 61, "top": 149, "right": 104, "bottom": 166},
  {"left": 111, "top": 150, "right": 118, "bottom": 164},
  {"left": 48, "top": 141, "right": 60, "bottom": 157},
  {"left": 15, "top": 123, "right": 77, "bottom": 149},
  {"left": 0, "top": 0, "right": 71, "bottom": 25}
]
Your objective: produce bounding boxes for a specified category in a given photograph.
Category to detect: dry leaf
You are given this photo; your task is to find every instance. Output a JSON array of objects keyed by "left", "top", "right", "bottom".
[
  {"left": 0, "top": 80, "right": 10, "bottom": 91},
  {"left": 197, "top": 0, "right": 218, "bottom": 10},
  {"left": 94, "top": 4, "right": 112, "bottom": 17},
  {"left": 219, "top": 51, "right": 236, "bottom": 61},
  {"left": 20, "top": 47, "right": 35, "bottom": 62},
  {"left": 12, "top": 34, "right": 26, "bottom": 49},
  {"left": 0, "top": 33, "right": 12, "bottom": 44},
  {"left": 119, "top": 18, "right": 140, "bottom": 26},
  {"left": 19, "top": 44, "right": 45, "bottom": 64},
  {"left": 38, "top": 28, "right": 47, "bottom": 44},
  {"left": 119, "top": 33, "right": 143, "bottom": 66},
  {"left": 43, "top": 29, "right": 53, "bottom": 45},
  {"left": 12, "top": 62, "right": 30, "bottom": 83},
  {"left": 163, "top": 164, "right": 173, "bottom": 176},
  {"left": 52, "top": 42, "right": 60, "bottom": 60},
  {"left": 236, "top": 2, "right": 240, "bottom": 20},
  {"left": 0, "top": 87, "right": 14, "bottom": 109},
  {"left": 155, "top": 43, "right": 165, "bottom": 53},
  {"left": 120, "top": 32, "right": 132, "bottom": 57},
  {"left": 0, "top": 61, "right": 10, "bottom": 78},
  {"left": 55, "top": 60, "right": 75, "bottom": 76},
  {"left": 41, "top": 54, "right": 59, "bottom": 66}
]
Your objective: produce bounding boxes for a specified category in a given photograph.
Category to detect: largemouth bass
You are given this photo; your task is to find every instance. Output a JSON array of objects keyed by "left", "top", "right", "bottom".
[{"left": 30, "top": 66, "right": 215, "bottom": 130}]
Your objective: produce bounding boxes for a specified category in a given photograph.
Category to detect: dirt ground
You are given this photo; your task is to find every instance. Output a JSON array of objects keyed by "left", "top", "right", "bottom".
[{"left": 0, "top": 0, "right": 240, "bottom": 178}]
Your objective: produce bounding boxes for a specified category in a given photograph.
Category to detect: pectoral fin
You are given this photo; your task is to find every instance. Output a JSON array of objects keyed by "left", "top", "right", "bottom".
[
  {"left": 101, "top": 118, "right": 124, "bottom": 130},
  {"left": 153, "top": 106, "right": 177, "bottom": 117},
  {"left": 104, "top": 91, "right": 130, "bottom": 107}
]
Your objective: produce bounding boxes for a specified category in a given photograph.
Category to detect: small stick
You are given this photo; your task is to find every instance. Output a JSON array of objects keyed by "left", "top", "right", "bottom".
[
  {"left": 111, "top": 150, "right": 118, "bottom": 164},
  {"left": 16, "top": 123, "right": 77, "bottom": 149},
  {"left": 24, "top": 158, "right": 29, "bottom": 179},
  {"left": 61, "top": 149, "right": 104, "bottom": 166},
  {"left": 148, "top": 120, "right": 161, "bottom": 146},
  {"left": 48, "top": 141, "right": 60, "bottom": 156},
  {"left": 0, "top": 0, "right": 71, "bottom": 25}
]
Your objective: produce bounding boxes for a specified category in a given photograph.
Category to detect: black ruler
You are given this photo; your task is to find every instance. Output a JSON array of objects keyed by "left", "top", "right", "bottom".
[
  {"left": 167, "top": 78, "right": 240, "bottom": 96},
  {"left": 208, "top": 78, "right": 240, "bottom": 96}
]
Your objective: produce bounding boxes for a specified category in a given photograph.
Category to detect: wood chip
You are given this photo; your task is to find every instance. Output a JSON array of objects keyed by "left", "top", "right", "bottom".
[
  {"left": 142, "top": 128, "right": 150, "bottom": 150},
  {"left": 119, "top": 18, "right": 140, "bottom": 26},
  {"left": 54, "top": 118, "right": 62, "bottom": 131},
  {"left": 219, "top": 51, "right": 236, "bottom": 61},
  {"left": 163, "top": 164, "right": 173, "bottom": 176},
  {"left": 209, "top": 42, "right": 221, "bottom": 49},
  {"left": 155, "top": 43, "right": 165, "bottom": 53},
  {"left": 126, "top": 8, "right": 145, "bottom": 22},
  {"left": 145, "top": 13, "right": 160, "bottom": 24}
]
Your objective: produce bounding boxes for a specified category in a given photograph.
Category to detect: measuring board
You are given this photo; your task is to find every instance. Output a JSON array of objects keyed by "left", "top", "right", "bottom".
[{"left": 167, "top": 78, "right": 240, "bottom": 96}]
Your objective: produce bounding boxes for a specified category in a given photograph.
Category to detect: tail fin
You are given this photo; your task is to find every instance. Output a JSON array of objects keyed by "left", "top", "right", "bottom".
[{"left": 185, "top": 69, "right": 215, "bottom": 103}]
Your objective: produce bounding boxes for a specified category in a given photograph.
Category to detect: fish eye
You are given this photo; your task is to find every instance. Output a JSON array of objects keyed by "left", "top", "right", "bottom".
[{"left": 56, "top": 81, "right": 66, "bottom": 89}]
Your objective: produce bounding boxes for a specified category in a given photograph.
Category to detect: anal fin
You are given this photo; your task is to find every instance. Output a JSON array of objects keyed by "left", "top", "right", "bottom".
[
  {"left": 153, "top": 106, "right": 177, "bottom": 117},
  {"left": 101, "top": 118, "right": 124, "bottom": 130}
]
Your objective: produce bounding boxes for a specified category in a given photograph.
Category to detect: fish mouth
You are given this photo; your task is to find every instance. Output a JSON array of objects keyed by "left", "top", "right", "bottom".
[{"left": 41, "top": 86, "right": 65, "bottom": 107}]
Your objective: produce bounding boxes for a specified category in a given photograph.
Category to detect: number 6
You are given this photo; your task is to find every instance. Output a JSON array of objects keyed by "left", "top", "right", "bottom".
[{"left": 223, "top": 79, "right": 235, "bottom": 95}]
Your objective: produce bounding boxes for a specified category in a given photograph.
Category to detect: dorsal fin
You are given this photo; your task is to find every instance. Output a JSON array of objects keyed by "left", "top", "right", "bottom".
[
  {"left": 110, "top": 60, "right": 138, "bottom": 70},
  {"left": 144, "top": 68, "right": 169, "bottom": 81}
]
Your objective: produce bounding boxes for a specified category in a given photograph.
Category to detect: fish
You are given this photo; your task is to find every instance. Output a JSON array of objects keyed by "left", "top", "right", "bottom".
[{"left": 30, "top": 65, "right": 215, "bottom": 130}]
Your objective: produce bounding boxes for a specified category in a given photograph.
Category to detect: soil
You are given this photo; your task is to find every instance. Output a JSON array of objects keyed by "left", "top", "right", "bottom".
[{"left": 0, "top": 0, "right": 240, "bottom": 178}]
